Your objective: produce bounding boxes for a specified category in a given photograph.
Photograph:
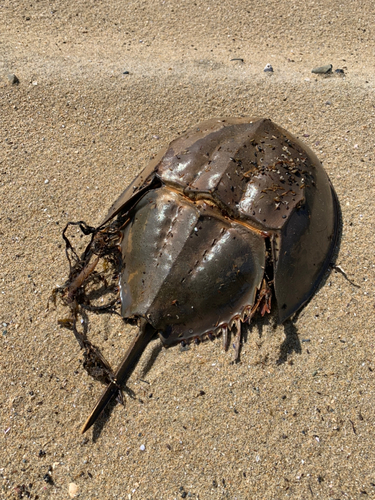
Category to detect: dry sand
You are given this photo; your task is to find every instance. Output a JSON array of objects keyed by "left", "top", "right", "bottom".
[{"left": 1, "top": 0, "right": 375, "bottom": 498}]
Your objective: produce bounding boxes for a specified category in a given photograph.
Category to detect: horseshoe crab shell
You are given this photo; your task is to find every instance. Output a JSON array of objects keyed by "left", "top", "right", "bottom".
[
  {"left": 105, "top": 117, "right": 338, "bottom": 328},
  {"left": 62, "top": 117, "right": 339, "bottom": 432}
]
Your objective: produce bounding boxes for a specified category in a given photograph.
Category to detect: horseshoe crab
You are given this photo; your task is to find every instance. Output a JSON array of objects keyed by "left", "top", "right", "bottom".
[{"left": 59, "top": 117, "right": 339, "bottom": 433}]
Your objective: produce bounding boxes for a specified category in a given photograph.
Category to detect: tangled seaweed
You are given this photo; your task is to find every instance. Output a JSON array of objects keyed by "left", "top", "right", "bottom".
[{"left": 52, "top": 218, "right": 126, "bottom": 385}]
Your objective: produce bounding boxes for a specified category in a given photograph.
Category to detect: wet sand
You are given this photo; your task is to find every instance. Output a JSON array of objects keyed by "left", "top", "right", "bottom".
[{"left": 1, "top": 1, "right": 375, "bottom": 498}]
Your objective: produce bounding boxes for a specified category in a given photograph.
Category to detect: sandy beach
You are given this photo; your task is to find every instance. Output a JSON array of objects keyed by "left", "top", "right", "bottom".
[{"left": 1, "top": 0, "right": 375, "bottom": 498}]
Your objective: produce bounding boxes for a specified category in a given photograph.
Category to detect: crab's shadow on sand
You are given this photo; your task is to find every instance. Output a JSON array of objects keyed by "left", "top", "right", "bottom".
[
  {"left": 91, "top": 315, "right": 304, "bottom": 440},
  {"left": 91, "top": 339, "right": 163, "bottom": 441}
]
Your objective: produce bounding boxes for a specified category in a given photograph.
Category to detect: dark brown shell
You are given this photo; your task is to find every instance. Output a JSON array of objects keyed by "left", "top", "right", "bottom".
[
  {"left": 103, "top": 117, "right": 338, "bottom": 340},
  {"left": 120, "top": 187, "right": 266, "bottom": 345},
  {"left": 69, "top": 117, "right": 339, "bottom": 433}
]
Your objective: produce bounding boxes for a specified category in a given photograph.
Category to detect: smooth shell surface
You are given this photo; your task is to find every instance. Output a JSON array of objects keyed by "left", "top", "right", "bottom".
[
  {"left": 120, "top": 187, "right": 266, "bottom": 344},
  {"left": 104, "top": 117, "right": 338, "bottom": 336}
]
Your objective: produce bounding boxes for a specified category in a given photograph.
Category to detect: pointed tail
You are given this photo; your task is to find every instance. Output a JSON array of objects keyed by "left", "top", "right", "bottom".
[{"left": 81, "top": 319, "right": 156, "bottom": 433}]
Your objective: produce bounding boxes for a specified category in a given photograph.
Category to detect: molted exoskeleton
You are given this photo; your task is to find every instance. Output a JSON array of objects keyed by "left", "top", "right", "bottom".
[{"left": 60, "top": 117, "right": 339, "bottom": 433}]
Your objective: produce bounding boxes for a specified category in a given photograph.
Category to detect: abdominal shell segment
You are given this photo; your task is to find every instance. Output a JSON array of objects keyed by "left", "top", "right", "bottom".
[{"left": 120, "top": 187, "right": 266, "bottom": 345}]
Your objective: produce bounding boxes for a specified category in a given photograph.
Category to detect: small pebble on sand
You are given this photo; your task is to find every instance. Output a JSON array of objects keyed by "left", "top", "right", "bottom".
[
  {"left": 69, "top": 482, "right": 79, "bottom": 498},
  {"left": 7, "top": 73, "right": 19, "bottom": 84},
  {"left": 311, "top": 64, "right": 332, "bottom": 74}
]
